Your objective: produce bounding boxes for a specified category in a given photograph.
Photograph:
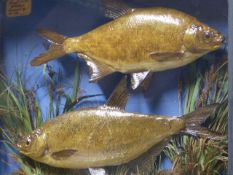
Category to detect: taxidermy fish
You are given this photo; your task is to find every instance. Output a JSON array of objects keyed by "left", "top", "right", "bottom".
[
  {"left": 17, "top": 77, "right": 219, "bottom": 171},
  {"left": 30, "top": 1, "right": 224, "bottom": 89}
]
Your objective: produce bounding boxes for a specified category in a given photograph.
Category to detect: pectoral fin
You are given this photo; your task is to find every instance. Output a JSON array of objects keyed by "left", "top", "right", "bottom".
[
  {"left": 101, "top": 0, "right": 135, "bottom": 19},
  {"left": 106, "top": 76, "right": 129, "bottom": 110},
  {"left": 51, "top": 149, "right": 77, "bottom": 160},
  {"left": 131, "top": 71, "right": 151, "bottom": 90},
  {"left": 150, "top": 52, "right": 184, "bottom": 62}
]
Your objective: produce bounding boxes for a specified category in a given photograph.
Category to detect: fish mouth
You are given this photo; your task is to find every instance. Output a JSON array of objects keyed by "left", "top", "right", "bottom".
[
  {"left": 211, "top": 35, "right": 225, "bottom": 50},
  {"left": 16, "top": 143, "right": 25, "bottom": 153},
  {"left": 16, "top": 143, "right": 22, "bottom": 149},
  {"left": 17, "top": 148, "right": 29, "bottom": 155},
  {"left": 212, "top": 44, "right": 222, "bottom": 50},
  {"left": 215, "top": 35, "right": 225, "bottom": 45},
  {"left": 16, "top": 142, "right": 29, "bottom": 154}
]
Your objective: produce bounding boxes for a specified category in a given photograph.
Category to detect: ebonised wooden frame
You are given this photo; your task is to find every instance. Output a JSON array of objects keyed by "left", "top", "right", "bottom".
[{"left": 228, "top": 0, "right": 233, "bottom": 174}]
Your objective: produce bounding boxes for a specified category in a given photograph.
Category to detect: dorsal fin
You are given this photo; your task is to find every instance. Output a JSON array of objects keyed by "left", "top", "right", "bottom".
[
  {"left": 106, "top": 76, "right": 129, "bottom": 110},
  {"left": 101, "top": 0, "right": 135, "bottom": 19}
]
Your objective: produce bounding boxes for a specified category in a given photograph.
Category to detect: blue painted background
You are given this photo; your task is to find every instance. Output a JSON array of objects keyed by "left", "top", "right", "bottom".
[{"left": 1, "top": 0, "right": 227, "bottom": 174}]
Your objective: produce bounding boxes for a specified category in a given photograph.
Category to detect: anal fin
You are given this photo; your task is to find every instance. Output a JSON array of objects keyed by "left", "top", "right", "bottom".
[
  {"left": 87, "top": 60, "right": 114, "bottom": 82},
  {"left": 106, "top": 76, "right": 129, "bottom": 110},
  {"left": 124, "top": 139, "right": 169, "bottom": 174},
  {"left": 78, "top": 53, "right": 114, "bottom": 82}
]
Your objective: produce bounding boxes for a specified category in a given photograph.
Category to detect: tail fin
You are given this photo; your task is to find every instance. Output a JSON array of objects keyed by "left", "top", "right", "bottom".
[
  {"left": 30, "top": 29, "right": 67, "bottom": 66},
  {"left": 182, "top": 104, "right": 222, "bottom": 139}
]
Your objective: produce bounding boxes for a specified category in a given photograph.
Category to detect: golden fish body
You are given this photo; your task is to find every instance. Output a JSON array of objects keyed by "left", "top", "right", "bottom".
[
  {"left": 17, "top": 75, "right": 219, "bottom": 169},
  {"left": 64, "top": 8, "right": 207, "bottom": 72},
  {"left": 17, "top": 102, "right": 218, "bottom": 169},
  {"left": 17, "top": 106, "right": 184, "bottom": 168},
  {"left": 31, "top": 8, "right": 224, "bottom": 88}
]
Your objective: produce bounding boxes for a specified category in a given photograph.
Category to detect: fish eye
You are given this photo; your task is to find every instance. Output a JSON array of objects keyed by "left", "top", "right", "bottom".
[
  {"left": 204, "top": 31, "right": 212, "bottom": 40},
  {"left": 25, "top": 137, "right": 31, "bottom": 146}
]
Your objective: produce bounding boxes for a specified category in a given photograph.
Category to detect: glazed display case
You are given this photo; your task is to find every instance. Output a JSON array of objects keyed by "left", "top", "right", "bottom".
[{"left": 0, "top": 0, "right": 231, "bottom": 174}]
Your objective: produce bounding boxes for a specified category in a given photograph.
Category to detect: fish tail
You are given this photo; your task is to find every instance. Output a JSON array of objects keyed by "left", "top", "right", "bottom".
[
  {"left": 182, "top": 104, "right": 223, "bottom": 139},
  {"left": 31, "top": 29, "right": 67, "bottom": 66}
]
